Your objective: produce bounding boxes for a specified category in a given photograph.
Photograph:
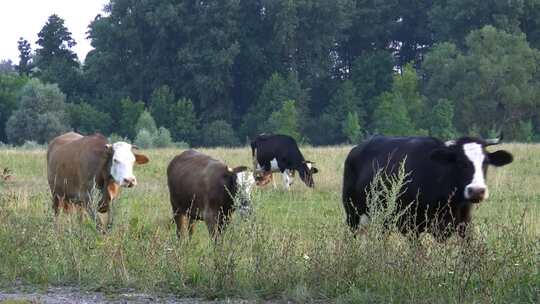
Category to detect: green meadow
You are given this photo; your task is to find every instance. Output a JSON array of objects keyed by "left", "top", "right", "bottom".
[{"left": 0, "top": 145, "right": 538, "bottom": 303}]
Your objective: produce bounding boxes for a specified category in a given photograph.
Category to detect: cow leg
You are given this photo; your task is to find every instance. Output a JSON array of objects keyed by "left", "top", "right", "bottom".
[
  {"left": 173, "top": 212, "right": 190, "bottom": 239},
  {"left": 282, "top": 169, "right": 293, "bottom": 190},
  {"left": 206, "top": 210, "right": 230, "bottom": 241},
  {"left": 52, "top": 195, "right": 61, "bottom": 231}
]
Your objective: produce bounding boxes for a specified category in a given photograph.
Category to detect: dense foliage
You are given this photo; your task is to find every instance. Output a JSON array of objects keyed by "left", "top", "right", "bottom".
[{"left": 2, "top": 0, "right": 540, "bottom": 146}]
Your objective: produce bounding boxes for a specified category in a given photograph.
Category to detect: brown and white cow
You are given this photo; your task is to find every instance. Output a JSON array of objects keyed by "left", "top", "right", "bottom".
[
  {"left": 167, "top": 150, "right": 255, "bottom": 240},
  {"left": 47, "top": 132, "right": 149, "bottom": 231}
]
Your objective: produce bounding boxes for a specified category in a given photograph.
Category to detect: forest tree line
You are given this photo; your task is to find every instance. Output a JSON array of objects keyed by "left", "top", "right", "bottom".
[{"left": 1, "top": 0, "right": 540, "bottom": 147}]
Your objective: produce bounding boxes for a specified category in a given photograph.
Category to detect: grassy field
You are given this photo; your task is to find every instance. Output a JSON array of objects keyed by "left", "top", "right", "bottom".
[{"left": 0, "top": 144, "right": 538, "bottom": 303}]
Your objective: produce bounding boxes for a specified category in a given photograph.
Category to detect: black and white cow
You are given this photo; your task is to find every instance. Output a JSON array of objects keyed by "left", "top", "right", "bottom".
[
  {"left": 251, "top": 134, "right": 319, "bottom": 189},
  {"left": 342, "top": 135, "right": 513, "bottom": 240}
]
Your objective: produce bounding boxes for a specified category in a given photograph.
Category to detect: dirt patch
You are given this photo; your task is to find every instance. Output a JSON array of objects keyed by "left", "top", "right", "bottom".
[{"left": 0, "top": 287, "right": 261, "bottom": 304}]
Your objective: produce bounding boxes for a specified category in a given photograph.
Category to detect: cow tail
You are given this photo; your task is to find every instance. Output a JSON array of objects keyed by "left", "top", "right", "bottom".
[
  {"left": 250, "top": 140, "right": 256, "bottom": 159},
  {"left": 250, "top": 140, "right": 258, "bottom": 170},
  {"left": 342, "top": 155, "right": 362, "bottom": 229},
  {"left": 342, "top": 156, "right": 357, "bottom": 205}
]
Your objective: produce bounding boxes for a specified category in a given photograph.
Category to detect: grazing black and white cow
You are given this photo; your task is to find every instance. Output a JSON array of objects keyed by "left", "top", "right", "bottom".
[
  {"left": 342, "top": 135, "right": 513, "bottom": 241},
  {"left": 251, "top": 134, "right": 319, "bottom": 189}
]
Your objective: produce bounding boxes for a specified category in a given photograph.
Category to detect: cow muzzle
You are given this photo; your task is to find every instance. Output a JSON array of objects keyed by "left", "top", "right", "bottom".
[
  {"left": 123, "top": 177, "right": 137, "bottom": 188},
  {"left": 465, "top": 185, "right": 488, "bottom": 202}
]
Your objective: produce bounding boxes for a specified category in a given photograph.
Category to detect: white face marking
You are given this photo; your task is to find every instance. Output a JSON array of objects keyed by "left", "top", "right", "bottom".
[
  {"left": 305, "top": 162, "right": 312, "bottom": 170},
  {"left": 235, "top": 171, "right": 255, "bottom": 197},
  {"left": 109, "top": 142, "right": 137, "bottom": 187},
  {"left": 463, "top": 143, "right": 489, "bottom": 199}
]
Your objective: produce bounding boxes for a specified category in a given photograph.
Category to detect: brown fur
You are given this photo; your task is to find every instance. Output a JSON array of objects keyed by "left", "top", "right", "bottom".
[
  {"left": 47, "top": 132, "right": 147, "bottom": 231},
  {"left": 167, "top": 150, "right": 245, "bottom": 240}
]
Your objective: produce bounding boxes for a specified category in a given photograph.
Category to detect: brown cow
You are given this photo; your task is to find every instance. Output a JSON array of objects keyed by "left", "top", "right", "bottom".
[
  {"left": 167, "top": 150, "right": 255, "bottom": 240},
  {"left": 47, "top": 132, "right": 149, "bottom": 231}
]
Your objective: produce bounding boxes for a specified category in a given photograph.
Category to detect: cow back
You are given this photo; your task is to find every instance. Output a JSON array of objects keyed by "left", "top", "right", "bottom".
[
  {"left": 348, "top": 136, "right": 457, "bottom": 206},
  {"left": 47, "top": 132, "right": 110, "bottom": 202},
  {"left": 253, "top": 134, "right": 305, "bottom": 167},
  {"left": 167, "top": 150, "right": 235, "bottom": 218}
]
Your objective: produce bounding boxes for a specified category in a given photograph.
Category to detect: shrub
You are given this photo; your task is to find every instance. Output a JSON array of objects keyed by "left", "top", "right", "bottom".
[
  {"left": 268, "top": 99, "right": 302, "bottom": 142},
  {"left": 67, "top": 102, "right": 111, "bottom": 135},
  {"left": 135, "top": 110, "right": 158, "bottom": 135},
  {"left": 6, "top": 79, "right": 70, "bottom": 145},
  {"left": 134, "top": 129, "right": 154, "bottom": 149},
  {"left": 202, "top": 120, "right": 239, "bottom": 147},
  {"left": 154, "top": 127, "right": 173, "bottom": 148},
  {"left": 342, "top": 111, "right": 362, "bottom": 143}
]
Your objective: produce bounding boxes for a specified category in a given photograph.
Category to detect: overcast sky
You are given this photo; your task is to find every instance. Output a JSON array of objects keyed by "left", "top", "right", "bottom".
[{"left": 0, "top": 0, "right": 109, "bottom": 63}]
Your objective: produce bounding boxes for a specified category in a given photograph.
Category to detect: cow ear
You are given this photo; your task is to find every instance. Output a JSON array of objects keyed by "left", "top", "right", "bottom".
[
  {"left": 134, "top": 153, "right": 149, "bottom": 165},
  {"left": 430, "top": 148, "right": 456, "bottom": 164},
  {"left": 311, "top": 167, "right": 319, "bottom": 174},
  {"left": 104, "top": 144, "right": 113, "bottom": 156},
  {"left": 488, "top": 150, "right": 513, "bottom": 167},
  {"left": 231, "top": 166, "right": 249, "bottom": 174}
]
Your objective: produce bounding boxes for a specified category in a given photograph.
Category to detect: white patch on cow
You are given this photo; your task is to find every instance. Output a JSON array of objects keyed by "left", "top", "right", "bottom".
[
  {"left": 463, "top": 143, "right": 489, "bottom": 199},
  {"left": 282, "top": 169, "right": 294, "bottom": 190},
  {"left": 270, "top": 158, "right": 279, "bottom": 171},
  {"left": 255, "top": 158, "right": 280, "bottom": 172},
  {"left": 305, "top": 162, "right": 312, "bottom": 170},
  {"left": 109, "top": 142, "right": 137, "bottom": 187},
  {"left": 359, "top": 214, "right": 370, "bottom": 228}
]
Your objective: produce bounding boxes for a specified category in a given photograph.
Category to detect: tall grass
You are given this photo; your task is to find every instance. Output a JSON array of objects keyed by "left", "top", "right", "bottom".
[{"left": 0, "top": 145, "right": 538, "bottom": 302}]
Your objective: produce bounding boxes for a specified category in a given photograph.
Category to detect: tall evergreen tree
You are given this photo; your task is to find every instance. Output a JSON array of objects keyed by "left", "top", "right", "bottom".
[
  {"left": 34, "top": 14, "right": 81, "bottom": 99},
  {"left": 16, "top": 38, "right": 32, "bottom": 76}
]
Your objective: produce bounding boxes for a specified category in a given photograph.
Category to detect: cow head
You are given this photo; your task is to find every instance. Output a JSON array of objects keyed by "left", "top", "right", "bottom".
[
  {"left": 228, "top": 166, "right": 256, "bottom": 215},
  {"left": 105, "top": 142, "right": 149, "bottom": 188},
  {"left": 298, "top": 160, "right": 319, "bottom": 188},
  {"left": 430, "top": 136, "right": 513, "bottom": 203}
]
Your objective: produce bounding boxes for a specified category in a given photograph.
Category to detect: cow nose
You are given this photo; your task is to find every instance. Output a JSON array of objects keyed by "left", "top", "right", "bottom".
[
  {"left": 124, "top": 177, "right": 136, "bottom": 187},
  {"left": 466, "top": 186, "right": 486, "bottom": 201}
]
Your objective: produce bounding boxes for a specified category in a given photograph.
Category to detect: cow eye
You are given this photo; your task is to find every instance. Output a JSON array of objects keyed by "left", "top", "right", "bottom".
[{"left": 113, "top": 159, "right": 119, "bottom": 163}]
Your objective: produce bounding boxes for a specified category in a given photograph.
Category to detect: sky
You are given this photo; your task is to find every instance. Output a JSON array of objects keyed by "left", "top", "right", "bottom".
[{"left": 0, "top": 0, "right": 109, "bottom": 63}]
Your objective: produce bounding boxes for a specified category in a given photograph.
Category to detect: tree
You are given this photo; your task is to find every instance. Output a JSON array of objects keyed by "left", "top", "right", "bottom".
[
  {"left": 119, "top": 97, "right": 145, "bottom": 140},
  {"left": 34, "top": 14, "right": 81, "bottom": 99},
  {"left": 134, "top": 129, "right": 154, "bottom": 149},
  {"left": 430, "top": 99, "right": 457, "bottom": 139},
  {"left": 0, "top": 73, "right": 27, "bottom": 142},
  {"left": 135, "top": 110, "right": 158, "bottom": 135},
  {"left": 0, "top": 60, "right": 15, "bottom": 73},
  {"left": 171, "top": 98, "right": 198, "bottom": 145},
  {"left": 392, "top": 63, "right": 427, "bottom": 129},
  {"left": 268, "top": 99, "right": 302, "bottom": 142},
  {"left": 150, "top": 85, "right": 176, "bottom": 130},
  {"left": 66, "top": 102, "right": 111, "bottom": 135},
  {"left": 154, "top": 127, "right": 173, "bottom": 148},
  {"left": 342, "top": 111, "right": 362, "bottom": 143},
  {"left": 423, "top": 26, "right": 540, "bottom": 138},
  {"left": 242, "top": 72, "right": 309, "bottom": 137},
  {"left": 372, "top": 92, "right": 416, "bottom": 136},
  {"left": 202, "top": 120, "right": 239, "bottom": 147},
  {"left": 16, "top": 38, "right": 32, "bottom": 76},
  {"left": 6, "top": 79, "right": 70, "bottom": 145},
  {"left": 320, "top": 80, "right": 363, "bottom": 143},
  {"left": 350, "top": 51, "right": 394, "bottom": 128},
  {"left": 429, "top": 0, "right": 524, "bottom": 47}
]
